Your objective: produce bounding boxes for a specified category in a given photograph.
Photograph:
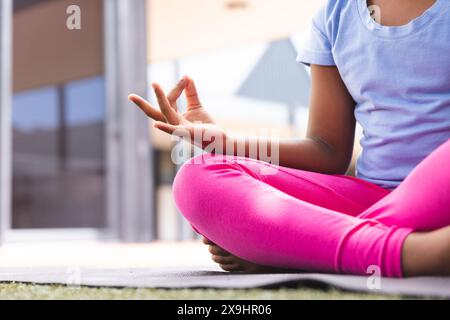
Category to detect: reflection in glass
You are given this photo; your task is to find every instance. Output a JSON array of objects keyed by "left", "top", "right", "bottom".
[{"left": 12, "top": 77, "right": 106, "bottom": 229}]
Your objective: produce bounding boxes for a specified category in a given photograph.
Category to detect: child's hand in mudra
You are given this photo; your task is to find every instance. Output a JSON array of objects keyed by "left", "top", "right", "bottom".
[{"left": 129, "top": 76, "right": 227, "bottom": 150}]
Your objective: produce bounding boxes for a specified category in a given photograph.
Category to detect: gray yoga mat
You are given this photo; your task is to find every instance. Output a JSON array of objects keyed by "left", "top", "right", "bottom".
[{"left": 1, "top": 266, "right": 449, "bottom": 298}]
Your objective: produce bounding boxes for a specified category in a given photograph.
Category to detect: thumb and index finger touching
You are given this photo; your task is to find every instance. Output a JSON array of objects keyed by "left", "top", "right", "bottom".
[
  {"left": 129, "top": 76, "right": 202, "bottom": 139},
  {"left": 165, "top": 76, "right": 202, "bottom": 110},
  {"left": 129, "top": 76, "right": 201, "bottom": 121}
]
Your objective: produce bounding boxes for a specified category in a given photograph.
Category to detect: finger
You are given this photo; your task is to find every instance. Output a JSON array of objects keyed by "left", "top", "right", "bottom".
[
  {"left": 185, "top": 77, "right": 202, "bottom": 108},
  {"left": 153, "top": 121, "right": 179, "bottom": 135},
  {"left": 153, "top": 83, "right": 181, "bottom": 124},
  {"left": 128, "top": 94, "right": 167, "bottom": 122},
  {"left": 208, "top": 245, "right": 231, "bottom": 257},
  {"left": 211, "top": 255, "right": 236, "bottom": 265},
  {"left": 167, "top": 77, "right": 187, "bottom": 111}
]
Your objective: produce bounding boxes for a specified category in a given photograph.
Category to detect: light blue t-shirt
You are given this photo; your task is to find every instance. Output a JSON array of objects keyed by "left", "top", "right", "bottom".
[{"left": 297, "top": 0, "right": 450, "bottom": 190}]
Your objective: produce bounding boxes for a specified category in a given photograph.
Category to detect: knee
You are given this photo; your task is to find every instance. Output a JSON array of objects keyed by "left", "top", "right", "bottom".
[
  {"left": 173, "top": 155, "right": 204, "bottom": 196},
  {"left": 173, "top": 154, "right": 218, "bottom": 190},
  {"left": 172, "top": 154, "right": 229, "bottom": 222},
  {"left": 173, "top": 154, "right": 237, "bottom": 189}
]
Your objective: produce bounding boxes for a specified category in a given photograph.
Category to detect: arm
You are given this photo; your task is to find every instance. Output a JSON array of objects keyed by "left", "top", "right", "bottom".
[
  {"left": 230, "top": 65, "right": 356, "bottom": 174},
  {"left": 130, "top": 66, "right": 356, "bottom": 174}
]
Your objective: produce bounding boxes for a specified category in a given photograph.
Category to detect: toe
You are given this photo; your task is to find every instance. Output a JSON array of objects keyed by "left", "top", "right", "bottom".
[
  {"left": 219, "top": 263, "right": 243, "bottom": 272},
  {"left": 208, "top": 245, "right": 231, "bottom": 256},
  {"left": 211, "top": 254, "right": 235, "bottom": 265},
  {"left": 202, "top": 237, "right": 214, "bottom": 245}
]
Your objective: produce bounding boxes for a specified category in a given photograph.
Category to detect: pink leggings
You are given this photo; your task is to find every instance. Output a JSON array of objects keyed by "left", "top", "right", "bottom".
[{"left": 173, "top": 139, "right": 450, "bottom": 277}]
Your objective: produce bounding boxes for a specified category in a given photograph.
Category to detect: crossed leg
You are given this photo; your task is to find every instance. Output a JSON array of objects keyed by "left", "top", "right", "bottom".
[
  {"left": 172, "top": 139, "right": 450, "bottom": 277},
  {"left": 198, "top": 160, "right": 391, "bottom": 272}
]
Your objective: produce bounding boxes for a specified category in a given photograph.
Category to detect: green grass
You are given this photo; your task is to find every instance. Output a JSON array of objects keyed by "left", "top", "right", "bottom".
[{"left": 0, "top": 283, "right": 402, "bottom": 300}]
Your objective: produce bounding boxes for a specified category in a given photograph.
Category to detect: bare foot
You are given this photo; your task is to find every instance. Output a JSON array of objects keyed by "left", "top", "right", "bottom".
[
  {"left": 202, "top": 237, "right": 289, "bottom": 273},
  {"left": 204, "top": 223, "right": 450, "bottom": 276},
  {"left": 403, "top": 225, "right": 450, "bottom": 277}
]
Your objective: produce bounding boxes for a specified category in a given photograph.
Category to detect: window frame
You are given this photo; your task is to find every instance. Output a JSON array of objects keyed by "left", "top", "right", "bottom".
[{"left": 0, "top": 0, "right": 13, "bottom": 244}]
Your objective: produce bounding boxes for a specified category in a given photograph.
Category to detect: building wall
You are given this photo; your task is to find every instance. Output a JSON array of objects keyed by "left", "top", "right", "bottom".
[{"left": 13, "top": 0, "right": 103, "bottom": 93}]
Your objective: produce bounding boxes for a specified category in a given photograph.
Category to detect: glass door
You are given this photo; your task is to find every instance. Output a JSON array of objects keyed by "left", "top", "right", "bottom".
[
  {"left": 1, "top": 0, "right": 154, "bottom": 243},
  {"left": 11, "top": 0, "right": 107, "bottom": 230}
]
